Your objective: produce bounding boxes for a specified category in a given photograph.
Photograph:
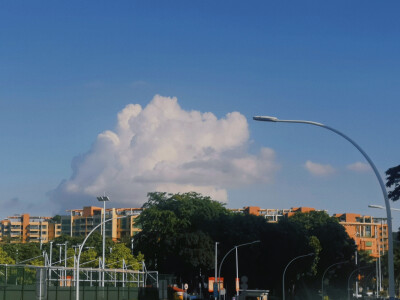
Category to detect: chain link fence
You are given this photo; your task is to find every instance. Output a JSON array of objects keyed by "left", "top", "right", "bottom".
[{"left": 0, "top": 264, "right": 159, "bottom": 300}]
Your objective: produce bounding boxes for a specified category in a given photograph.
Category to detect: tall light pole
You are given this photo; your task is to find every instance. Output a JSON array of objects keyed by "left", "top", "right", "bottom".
[
  {"left": 75, "top": 215, "right": 128, "bottom": 300},
  {"left": 214, "top": 242, "right": 219, "bottom": 300},
  {"left": 217, "top": 240, "right": 261, "bottom": 299},
  {"left": 97, "top": 195, "right": 110, "bottom": 287},
  {"left": 282, "top": 253, "right": 313, "bottom": 300},
  {"left": 254, "top": 115, "right": 396, "bottom": 300},
  {"left": 368, "top": 203, "right": 398, "bottom": 293},
  {"left": 321, "top": 260, "right": 348, "bottom": 300},
  {"left": 347, "top": 266, "right": 373, "bottom": 300}
]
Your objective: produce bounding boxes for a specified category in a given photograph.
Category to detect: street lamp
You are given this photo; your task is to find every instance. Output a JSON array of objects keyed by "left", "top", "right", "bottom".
[
  {"left": 75, "top": 215, "right": 128, "bottom": 300},
  {"left": 368, "top": 203, "right": 398, "bottom": 294},
  {"left": 347, "top": 265, "right": 373, "bottom": 300},
  {"left": 97, "top": 195, "right": 110, "bottom": 287},
  {"left": 282, "top": 253, "right": 314, "bottom": 300},
  {"left": 217, "top": 240, "right": 261, "bottom": 299},
  {"left": 321, "top": 260, "right": 348, "bottom": 300},
  {"left": 254, "top": 115, "right": 396, "bottom": 300},
  {"left": 369, "top": 204, "right": 400, "bottom": 211},
  {"left": 214, "top": 242, "right": 219, "bottom": 300}
]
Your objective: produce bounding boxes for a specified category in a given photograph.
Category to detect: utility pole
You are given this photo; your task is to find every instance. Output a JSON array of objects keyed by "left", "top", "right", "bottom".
[
  {"left": 355, "top": 251, "right": 359, "bottom": 298},
  {"left": 215, "top": 242, "right": 219, "bottom": 300},
  {"left": 97, "top": 195, "right": 110, "bottom": 287}
]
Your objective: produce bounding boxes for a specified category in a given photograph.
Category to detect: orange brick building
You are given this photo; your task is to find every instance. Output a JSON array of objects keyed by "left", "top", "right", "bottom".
[
  {"left": 231, "top": 206, "right": 388, "bottom": 258},
  {"left": 334, "top": 213, "right": 388, "bottom": 258},
  {"left": 61, "top": 206, "right": 142, "bottom": 241},
  {"left": 0, "top": 214, "right": 61, "bottom": 243}
]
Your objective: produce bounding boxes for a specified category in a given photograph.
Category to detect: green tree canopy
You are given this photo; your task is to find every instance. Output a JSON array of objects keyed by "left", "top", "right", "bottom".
[
  {"left": 79, "top": 248, "right": 99, "bottom": 268},
  {"left": 0, "top": 246, "right": 15, "bottom": 264},
  {"left": 386, "top": 164, "right": 400, "bottom": 201},
  {"left": 107, "top": 243, "right": 143, "bottom": 270},
  {"left": 135, "top": 192, "right": 230, "bottom": 276}
]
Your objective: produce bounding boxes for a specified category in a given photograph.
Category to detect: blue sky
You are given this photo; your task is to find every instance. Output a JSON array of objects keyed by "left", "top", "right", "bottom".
[{"left": 1, "top": 1, "right": 400, "bottom": 228}]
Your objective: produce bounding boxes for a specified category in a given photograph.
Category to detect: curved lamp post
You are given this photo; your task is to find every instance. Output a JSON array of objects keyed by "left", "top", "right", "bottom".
[
  {"left": 75, "top": 215, "right": 127, "bottom": 300},
  {"left": 282, "top": 253, "right": 314, "bottom": 300},
  {"left": 321, "top": 260, "right": 348, "bottom": 300},
  {"left": 217, "top": 240, "right": 261, "bottom": 299},
  {"left": 347, "top": 265, "right": 373, "bottom": 300},
  {"left": 254, "top": 115, "right": 395, "bottom": 300}
]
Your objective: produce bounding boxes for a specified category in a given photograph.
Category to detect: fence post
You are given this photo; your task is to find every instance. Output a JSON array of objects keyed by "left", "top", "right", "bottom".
[
  {"left": 47, "top": 269, "right": 50, "bottom": 300},
  {"left": 21, "top": 267, "right": 25, "bottom": 300},
  {"left": 69, "top": 274, "right": 72, "bottom": 300},
  {"left": 3, "top": 265, "right": 7, "bottom": 300}
]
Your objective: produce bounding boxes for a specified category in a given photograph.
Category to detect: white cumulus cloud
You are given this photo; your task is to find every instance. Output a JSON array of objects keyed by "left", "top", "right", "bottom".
[
  {"left": 304, "top": 160, "right": 335, "bottom": 176},
  {"left": 50, "top": 95, "right": 278, "bottom": 209},
  {"left": 346, "top": 161, "right": 371, "bottom": 172}
]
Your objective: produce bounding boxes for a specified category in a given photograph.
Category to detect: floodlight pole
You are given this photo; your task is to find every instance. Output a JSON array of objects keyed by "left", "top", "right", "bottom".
[
  {"left": 97, "top": 195, "right": 110, "bottom": 287},
  {"left": 75, "top": 215, "right": 127, "bottom": 300},
  {"left": 254, "top": 116, "right": 396, "bottom": 300}
]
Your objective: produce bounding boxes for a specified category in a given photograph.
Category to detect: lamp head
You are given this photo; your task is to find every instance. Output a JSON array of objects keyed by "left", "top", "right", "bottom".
[
  {"left": 253, "top": 116, "right": 279, "bottom": 122},
  {"left": 368, "top": 204, "right": 384, "bottom": 209},
  {"left": 97, "top": 196, "right": 110, "bottom": 202}
]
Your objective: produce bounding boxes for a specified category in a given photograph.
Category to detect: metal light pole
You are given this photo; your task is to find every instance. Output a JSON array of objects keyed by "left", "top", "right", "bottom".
[
  {"left": 254, "top": 115, "right": 396, "bottom": 300},
  {"left": 56, "top": 243, "right": 62, "bottom": 264},
  {"left": 214, "top": 242, "right": 219, "bottom": 300},
  {"left": 347, "top": 266, "right": 373, "bottom": 300},
  {"left": 321, "top": 260, "right": 348, "bottom": 300},
  {"left": 49, "top": 241, "right": 53, "bottom": 281},
  {"left": 282, "top": 253, "right": 314, "bottom": 300},
  {"left": 217, "top": 240, "right": 261, "bottom": 299},
  {"left": 75, "top": 215, "right": 128, "bottom": 300},
  {"left": 368, "top": 204, "right": 399, "bottom": 294},
  {"left": 235, "top": 247, "right": 239, "bottom": 297},
  {"left": 97, "top": 195, "right": 110, "bottom": 287},
  {"left": 64, "top": 241, "right": 68, "bottom": 286}
]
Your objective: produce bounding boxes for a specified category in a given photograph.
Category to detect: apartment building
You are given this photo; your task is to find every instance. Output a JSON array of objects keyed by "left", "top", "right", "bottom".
[
  {"left": 231, "top": 206, "right": 319, "bottom": 222},
  {"left": 232, "top": 206, "right": 388, "bottom": 258},
  {"left": 0, "top": 214, "right": 61, "bottom": 243},
  {"left": 334, "top": 213, "right": 388, "bottom": 258},
  {"left": 60, "top": 206, "right": 142, "bottom": 241}
]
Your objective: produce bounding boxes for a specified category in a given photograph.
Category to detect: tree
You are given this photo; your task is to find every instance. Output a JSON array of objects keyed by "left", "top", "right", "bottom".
[
  {"left": 135, "top": 192, "right": 230, "bottom": 279},
  {"left": 0, "top": 246, "right": 15, "bottom": 264},
  {"left": 52, "top": 215, "right": 62, "bottom": 223},
  {"left": 107, "top": 243, "right": 143, "bottom": 270},
  {"left": 79, "top": 248, "right": 99, "bottom": 268},
  {"left": 386, "top": 165, "right": 400, "bottom": 201}
]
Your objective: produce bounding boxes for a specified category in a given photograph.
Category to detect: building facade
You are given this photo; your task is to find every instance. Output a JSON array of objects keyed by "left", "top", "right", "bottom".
[
  {"left": 334, "top": 213, "right": 388, "bottom": 258},
  {"left": 60, "top": 206, "right": 142, "bottom": 241},
  {"left": 231, "top": 206, "right": 319, "bottom": 222},
  {"left": 231, "top": 206, "right": 388, "bottom": 258},
  {"left": 0, "top": 214, "right": 61, "bottom": 243}
]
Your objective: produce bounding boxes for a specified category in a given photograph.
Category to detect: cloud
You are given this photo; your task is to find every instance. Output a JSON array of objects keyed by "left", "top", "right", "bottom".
[
  {"left": 50, "top": 95, "right": 278, "bottom": 210},
  {"left": 0, "top": 197, "right": 37, "bottom": 218},
  {"left": 347, "top": 162, "right": 371, "bottom": 172},
  {"left": 304, "top": 160, "right": 335, "bottom": 176}
]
